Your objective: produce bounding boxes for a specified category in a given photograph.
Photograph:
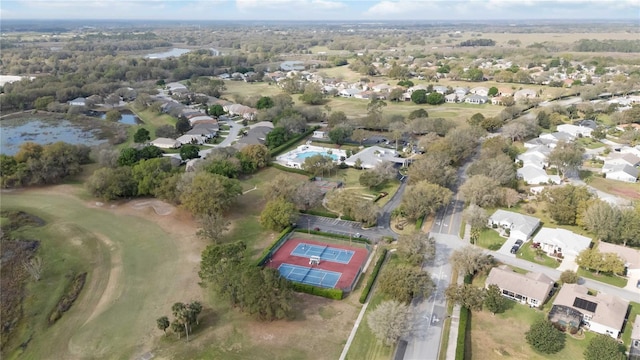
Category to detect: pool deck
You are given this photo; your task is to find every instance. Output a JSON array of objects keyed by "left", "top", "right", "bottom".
[{"left": 275, "top": 144, "right": 349, "bottom": 169}]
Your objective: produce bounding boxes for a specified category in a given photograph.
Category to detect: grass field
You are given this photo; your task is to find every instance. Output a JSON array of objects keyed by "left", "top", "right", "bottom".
[
  {"left": 469, "top": 302, "right": 596, "bottom": 360},
  {"left": 1, "top": 188, "right": 188, "bottom": 360},
  {"left": 587, "top": 177, "right": 640, "bottom": 200},
  {"left": 476, "top": 228, "right": 507, "bottom": 250},
  {"left": 577, "top": 268, "right": 628, "bottom": 288},
  {"left": 516, "top": 243, "right": 561, "bottom": 269}
]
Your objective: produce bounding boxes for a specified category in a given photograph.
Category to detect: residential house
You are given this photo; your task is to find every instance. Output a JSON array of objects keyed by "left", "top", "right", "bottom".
[
  {"left": 574, "top": 119, "right": 598, "bottom": 130},
  {"left": 485, "top": 265, "right": 554, "bottom": 307},
  {"left": 619, "top": 145, "right": 640, "bottom": 158},
  {"left": 68, "top": 97, "right": 86, "bottom": 107},
  {"left": 550, "top": 284, "right": 629, "bottom": 338},
  {"left": 491, "top": 96, "right": 507, "bottom": 105},
  {"left": 149, "top": 137, "right": 181, "bottom": 149},
  {"left": 177, "top": 134, "right": 207, "bottom": 145},
  {"left": 339, "top": 88, "right": 362, "bottom": 98},
  {"left": 616, "top": 123, "right": 640, "bottom": 132},
  {"left": 514, "top": 88, "right": 537, "bottom": 101},
  {"left": 597, "top": 242, "right": 640, "bottom": 275},
  {"left": 557, "top": 124, "right": 593, "bottom": 138},
  {"left": 433, "top": 85, "right": 449, "bottom": 94},
  {"left": 445, "top": 93, "right": 459, "bottom": 103},
  {"left": 188, "top": 115, "right": 216, "bottom": 126},
  {"left": 488, "top": 210, "right": 540, "bottom": 241},
  {"left": 224, "top": 103, "right": 257, "bottom": 120},
  {"left": 186, "top": 123, "right": 218, "bottom": 140},
  {"left": 524, "top": 137, "right": 556, "bottom": 149},
  {"left": 517, "top": 146, "right": 550, "bottom": 168},
  {"left": 539, "top": 131, "right": 575, "bottom": 145},
  {"left": 532, "top": 227, "right": 592, "bottom": 259},
  {"left": 498, "top": 87, "right": 514, "bottom": 97},
  {"left": 372, "top": 84, "right": 392, "bottom": 92},
  {"left": 517, "top": 165, "right": 560, "bottom": 185},
  {"left": 604, "top": 164, "right": 638, "bottom": 183},
  {"left": 166, "top": 82, "right": 188, "bottom": 93},
  {"left": 312, "top": 130, "right": 328, "bottom": 139},
  {"left": 470, "top": 86, "right": 489, "bottom": 97},
  {"left": 344, "top": 146, "right": 405, "bottom": 169},
  {"left": 603, "top": 153, "right": 640, "bottom": 170},
  {"left": 464, "top": 94, "right": 489, "bottom": 105},
  {"left": 454, "top": 87, "right": 469, "bottom": 97},
  {"left": 233, "top": 126, "right": 273, "bottom": 150}
]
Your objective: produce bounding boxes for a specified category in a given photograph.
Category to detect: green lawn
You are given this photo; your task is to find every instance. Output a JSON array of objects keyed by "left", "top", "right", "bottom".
[
  {"left": 2, "top": 190, "right": 182, "bottom": 360},
  {"left": 345, "top": 290, "right": 393, "bottom": 360},
  {"left": 476, "top": 228, "right": 506, "bottom": 250},
  {"left": 516, "top": 243, "right": 561, "bottom": 269},
  {"left": 622, "top": 302, "right": 640, "bottom": 348},
  {"left": 577, "top": 268, "right": 628, "bottom": 288},
  {"left": 588, "top": 177, "right": 640, "bottom": 201}
]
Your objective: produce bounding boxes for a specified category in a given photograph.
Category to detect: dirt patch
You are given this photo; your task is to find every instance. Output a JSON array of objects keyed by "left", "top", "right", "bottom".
[
  {"left": 83, "top": 233, "right": 123, "bottom": 325},
  {"left": 129, "top": 200, "right": 175, "bottom": 216}
]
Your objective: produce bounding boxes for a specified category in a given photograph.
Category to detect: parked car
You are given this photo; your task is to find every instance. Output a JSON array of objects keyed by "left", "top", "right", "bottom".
[
  {"left": 514, "top": 240, "right": 524, "bottom": 247},
  {"left": 510, "top": 245, "right": 520, "bottom": 254}
]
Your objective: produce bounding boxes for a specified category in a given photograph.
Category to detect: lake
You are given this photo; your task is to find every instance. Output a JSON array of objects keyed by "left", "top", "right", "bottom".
[
  {"left": 99, "top": 112, "right": 140, "bottom": 125},
  {"left": 1, "top": 118, "right": 108, "bottom": 155}
]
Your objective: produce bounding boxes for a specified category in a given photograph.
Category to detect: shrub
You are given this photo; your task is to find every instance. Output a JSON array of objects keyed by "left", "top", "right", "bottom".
[
  {"left": 359, "top": 249, "right": 388, "bottom": 304},
  {"left": 269, "top": 163, "right": 310, "bottom": 176},
  {"left": 269, "top": 126, "right": 319, "bottom": 157},
  {"left": 560, "top": 270, "right": 579, "bottom": 284},
  {"left": 255, "top": 226, "right": 293, "bottom": 266},
  {"left": 291, "top": 282, "right": 343, "bottom": 299},
  {"left": 300, "top": 209, "right": 339, "bottom": 218},
  {"left": 306, "top": 229, "right": 371, "bottom": 244},
  {"left": 455, "top": 306, "right": 470, "bottom": 360}
]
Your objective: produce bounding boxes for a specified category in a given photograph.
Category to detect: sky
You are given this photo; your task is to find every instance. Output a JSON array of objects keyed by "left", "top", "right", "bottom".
[{"left": 0, "top": 0, "right": 638, "bottom": 21}]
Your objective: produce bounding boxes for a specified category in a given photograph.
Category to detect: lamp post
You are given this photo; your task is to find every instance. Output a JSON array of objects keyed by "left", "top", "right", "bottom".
[{"left": 308, "top": 217, "right": 311, "bottom": 235}]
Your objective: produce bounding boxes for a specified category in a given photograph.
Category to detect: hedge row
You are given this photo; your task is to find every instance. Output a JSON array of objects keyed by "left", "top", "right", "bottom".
[
  {"left": 269, "top": 162, "right": 312, "bottom": 176},
  {"left": 255, "top": 226, "right": 293, "bottom": 266},
  {"left": 415, "top": 215, "right": 424, "bottom": 231},
  {"left": 359, "top": 249, "right": 388, "bottom": 304},
  {"left": 455, "top": 306, "right": 470, "bottom": 360},
  {"left": 300, "top": 209, "right": 339, "bottom": 219},
  {"left": 269, "top": 126, "right": 319, "bottom": 157},
  {"left": 291, "top": 282, "right": 343, "bottom": 300},
  {"left": 306, "top": 229, "right": 371, "bottom": 244}
]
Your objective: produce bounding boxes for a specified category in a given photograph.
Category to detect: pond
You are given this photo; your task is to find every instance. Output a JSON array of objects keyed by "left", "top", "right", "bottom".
[
  {"left": 99, "top": 112, "right": 140, "bottom": 125},
  {"left": 145, "top": 48, "right": 191, "bottom": 59},
  {"left": 0, "top": 118, "right": 108, "bottom": 155}
]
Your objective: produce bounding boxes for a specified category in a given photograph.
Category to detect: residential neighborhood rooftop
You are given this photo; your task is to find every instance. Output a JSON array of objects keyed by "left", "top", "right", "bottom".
[
  {"left": 553, "top": 284, "right": 629, "bottom": 332},
  {"left": 486, "top": 265, "right": 554, "bottom": 303}
]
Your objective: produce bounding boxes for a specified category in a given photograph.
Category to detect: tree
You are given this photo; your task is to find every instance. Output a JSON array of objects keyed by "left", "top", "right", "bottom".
[
  {"left": 460, "top": 175, "right": 502, "bottom": 208},
  {"left": 238, "top": 144, "right": 270, "bottom": 173},
  {"left": 179, "top": 172, "right": 242, "bottom": 216},
  {"left": 408, "top": 108, "right": 428, "bottom": 120},
  {"left": 175, "top": 116, "right": 191, "bottom": 134},
  {"left": 548, "top": 141, "right": 584, "bottom": 179},
  {"left": 407, "top": 153, "right": 456, "bottom": 188},
  {"left": 400, "top": 181, "right": 453, "bottom": 221},
  {"left": 327, "top": 111, "right": 348, "bottom": 128},
  {"left": 263, "top": 173, "right": 302, "bottom": 203},
  {"left": 426, "top": 92, "right": 445, "bottom": 105},
  {"left": 580, "top": 200, "right": 621, "bottom": 242},
  {"left": 328, "top": 124, "right": 353, "bottom": 145},
  {"left": 180, "top": 145, "right": 200, "bottom": 160},
  {"left": 466, "top": 154, "right": 516, "bottom": 187},
  {"left": 559, "top": 270, "right": 579, "bottom": 284},
  {"left": 367, "top": 300, "right": 412, "bottom": 346},
  {"left": 260, "top": 198, "right": 299, "bottom": 231},
  {"left": 256, "top": 96, "right": 274, "bottom": 109},
  {"left": 537, "top": 111, "right": 551, "bottom": 129},
  {"left": 208, "top": 104, "right": 225, "bottom": 116},
  {"left": 468, "top": 112, "right": 485, "bottom": 126},
  {"left": 197, "top": 213, "right": 229, "bottom": 243},
  {"left": 411, "top": 89, "right": 427, "bottom": 104},
  {"left": 484, "top": 284, "right": 508, "bottom": 314},
  {"left": 265, "top": 127, "right": 290, "bottom": 149},
  {"left": 105, "top": 109, "right": 122, "bottom": 122},
  {"left": 86, "top": 167, "right": 138, "bottom": 200},
  {"left": 545, "top": 185, "right": 592, "bottom": 225},
  {"left": 525, "top": 319, "right": 566, "bottom": 354},
  {"left": 299, "top": 83, "right": 325, "bottom": 105},
  {"left": 133, "top": 128, "right": 151, "bottom": 143},
  {"left": 155, "top": 124, "right": 178, "bottom": 139},
  {"left": 378, "top": 264, "right": 435, "bottom": 303},
  {"left": 584, "top": 334, "right": 624, "bottom": 360},
  {"left": 488, "top": 86, "right": 499, "bottom": 96},
  {"left": 450, "top": 246, "right": 493, "bottom": 276},
  {"left": 292, "top": 182, "right": 324, "bottom": 211},
  {"left": 302, "top": 154, "right": 334, "bottom": 177},
  {"left": 351, "top": 128, "right": 367, "bottom": 144},
  {"left": 445, "top": 284, "right": 485, "bottom": 311},
  {"left": 22, "top": 256, "right": 43, "bottom": 281},
  {"left": 131, "top": 158, "right": 173, "bottom": 196},
  {"left": 388, "top": 87, "right": 405, "bottom": 102},
  {"left": 156, "top": 316, "right": 170, "bottom": 335},
  {"left": 577, "top": 248, "right": 625, "bottom": 275},
  {"left": 398, "top": 233, "right": 436, "bottom": 266},
  {"left": 464, "top": 204, "right": 488, "bottom": 230}
]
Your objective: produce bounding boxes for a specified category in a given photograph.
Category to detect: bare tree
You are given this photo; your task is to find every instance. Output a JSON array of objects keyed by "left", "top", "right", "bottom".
[
  {"left": 196, "top": 213, "right": 230, "bottom": 243},
  {"left": 450, "top": 246, "right": 493, "bottom": 276},
  {"left": 22, "top": 256, "right": 43, "bottom": 281},
  {"left": 367, "top": 300, "right": 413, "bottom": 346},
  {"left": 398, "top": 232, "right": 436, "bottom": 266}
]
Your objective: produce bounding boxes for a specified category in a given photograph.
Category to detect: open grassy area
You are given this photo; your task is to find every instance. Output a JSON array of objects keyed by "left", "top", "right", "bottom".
[
  {"left": 516, "top": 243, "right": 561, "bottom": 269},
  {"left": 587, "top": 177, "right": 640, "bottom": 200},
  {"left": 476, "top": 228, "right": 506, "bottom": 251},
  {"left": 1, "top": 189, "right": 184, "bottom": 360},
  {"left": 577, "top": 268, "right": 628, "bottom": 288},
  {"left": 469, "top": 302, "right": 596, "bottom": 360}
]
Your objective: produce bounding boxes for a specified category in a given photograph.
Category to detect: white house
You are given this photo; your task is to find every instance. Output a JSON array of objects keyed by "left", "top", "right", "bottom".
[
  {"left": 486, "top": 265, "right": 554, "bottom": 307},
  {"left": 188, "top": 115, "right": 216, "bottom": 126},
  {"left": 339, "top": 88, "right": 362, "bottom": 98},
  {"left": 604, "top": 164, "right": 638, "bottom": 183},
  {"left": 514, "top": 88, "right": 537, "bottom": 101},
  {"left": 524, "top": 138, "right": 556, "bottom": 149},
  {"left": 517, "top": 165, "right": 561, "bottom": 185},
  {"left": 464, "top": 94, "right": 489, "bottom": 105},
  {"left": 444, "top": 93, "right": 458, "bottom": 103},
  {"left": 149, "top": 137, "right": 181, "bottom": 149},
  {"left": 488, "top": 210, "right": 541, "bottom": 241},
  {"left": 532, "top": 227, "right": 592, "bottom": 258},
  {"left": 551, "top": 284, "right": 629, "bottom": 338},
  {"left": 312, "top": 130, "right": 327, "bottom": 139},
  {"left": 539, "top": 131, "right": 575, "bottom": 146},
  {"left": 68, "top": 97, "right": 86, "bottom": 107},
  {"left": 372, "top": 84, "right": 392, "bottom": 92},
  {"left": 433, "top": 85, "right": 449, "bottom": 94},
  {"left": 344, "top": 146, "right": 405, "bottom": 169},
  {"left": 603, "top": 153, "right": 640, "bottom": 169},
  {"left": 177, "top": 134, "right": 207, "bottom": 145},
  {"left": 557, "top": 124, "right": 593, "bottom": 138},
  {"left": 470, "top": 86, "right": 489, "bottom": 97},
  {"left": 517, "top": 145, "right": 551, "bottom": 168}
]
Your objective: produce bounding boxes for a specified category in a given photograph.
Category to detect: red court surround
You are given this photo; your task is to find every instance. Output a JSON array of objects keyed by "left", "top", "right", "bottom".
[{"left": 266, "top": 238, "right": 369, "bottom": 290}]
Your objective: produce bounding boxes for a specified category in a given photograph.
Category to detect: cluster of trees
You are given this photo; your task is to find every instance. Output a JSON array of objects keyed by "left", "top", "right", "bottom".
[
  {"left": 544, "top": 185, "right": 592, "bottom": 225},
  {"left": 359, "top": 162, "right": 397, "bottom": 189},
  {"left": 199, "top": 241, "right": 294, "bottom": 321},
  {"left": 576, "top": 248, "right": 625, "bottom": 275},
  {"left": 525, "top": 319, "right": 566, "bottom": 354},
  {"left": 0, "top": 142, "right": 91, "bottom": 188},
  {"left": 459, "top": 38, "right": 496, "bottom": 47},
  {"left": 325, "top": 189, "right": 380, "bottom": 225},
  {"left": 156, "top": 301, "right": 202, "bottom": 341},
  {"left": 580, "top": 200, "right": 640, "bottom": 246},
  {"left": 259, "top": 173, "right": 324, "bottom": 231},
  {"left": 574, "top": 39, "right": 640, "bottom": 53},
  {"left": 367, "top": 232, "right": 436, "bottom": 345}
]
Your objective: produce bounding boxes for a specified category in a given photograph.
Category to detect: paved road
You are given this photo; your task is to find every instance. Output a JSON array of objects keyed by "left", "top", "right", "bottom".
[
  {"left": 297, "top": 213, "right": 394, "bottom": 242},
  {"left": 199, "top": 118, "right": 242, "bottom": 158}
]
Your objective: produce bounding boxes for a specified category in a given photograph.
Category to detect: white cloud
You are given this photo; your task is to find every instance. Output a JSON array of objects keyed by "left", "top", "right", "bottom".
[
  {"left": 236, "top": 0, "right": 345, "bottom": 12},
  {"left": 364, "top": 0, "right": 420, "bottom": 16},
  {"left": 311, "top": 0, "right": 346, "bottom": 10}
]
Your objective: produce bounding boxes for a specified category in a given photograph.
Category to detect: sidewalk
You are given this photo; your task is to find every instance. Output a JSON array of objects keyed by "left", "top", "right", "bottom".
[{"left": 445, "top": 270, "right": 464, "bottom": 360}]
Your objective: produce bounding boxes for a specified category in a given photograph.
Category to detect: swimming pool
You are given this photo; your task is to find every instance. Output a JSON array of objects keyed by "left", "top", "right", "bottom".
[{"left": 296, "top": 151, "right": 339, "bottom": 160}]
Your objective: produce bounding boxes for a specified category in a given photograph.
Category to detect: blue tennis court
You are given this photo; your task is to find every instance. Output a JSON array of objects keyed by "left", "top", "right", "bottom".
[
  {"left": 290, "top": 243, "right": 354, "bottom": 264},
  {"left": 278, "top": 263, "right": 342, "bottom": 288}
]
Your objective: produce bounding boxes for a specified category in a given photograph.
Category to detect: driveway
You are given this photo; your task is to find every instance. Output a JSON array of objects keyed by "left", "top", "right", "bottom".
[
  {"left": 496, "top": 236, "right": 521, "bottom": 257},
  {"left": 624, "top": 269, "right": 640, "bottom": 293},
  {"left": 556, "top": 254, "right": 578, "bottom": 272}
]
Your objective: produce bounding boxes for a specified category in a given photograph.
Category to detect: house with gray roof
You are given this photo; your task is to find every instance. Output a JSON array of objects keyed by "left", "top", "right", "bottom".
[
  {"left": 488, "top": 209, "right": 541, "bottom": 242},
  {"left": 517, "top": 165, "right": 561, "bottom": 185},
  {"left": 550, "top": 284, "right": 629, "bottom": 338},
  {"left": 486, "top": 265, "right": 554, "bottom": 307},
  {"left": 344, "top": 146, "right": 406, "bottom": 169},
  {"left": 604, "top": 164, "right": 638, "bottom": 183},
  {"left": 233, "top": 126, "right": 272, "bottom": 150},
  {"left": 464, "top": 94, "right": 488, "bottom": 104},
  {"left": 532, "top": 228, "right": 591, "bottom": 258}
]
